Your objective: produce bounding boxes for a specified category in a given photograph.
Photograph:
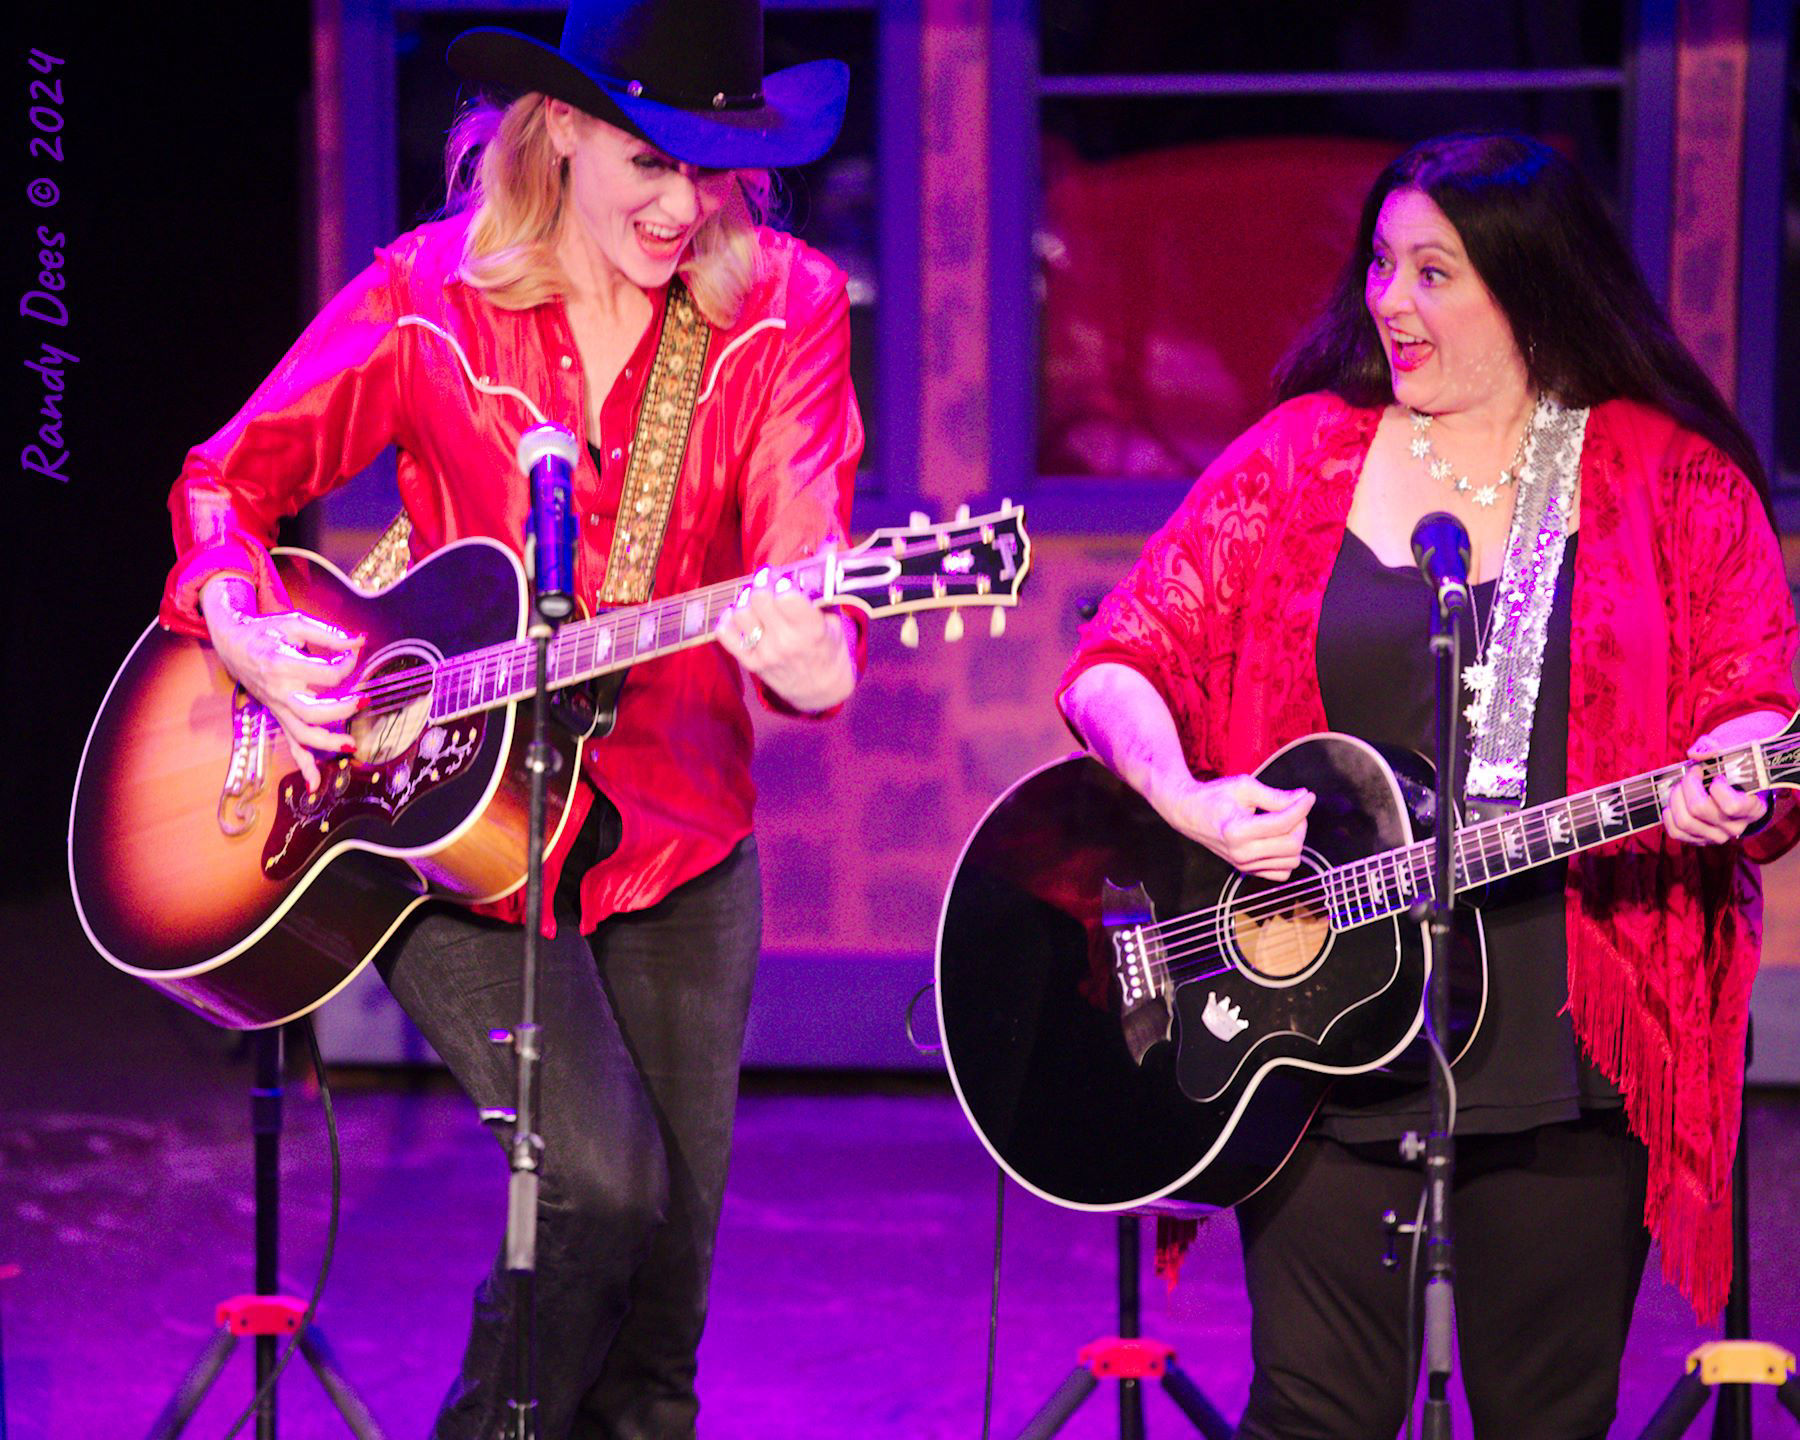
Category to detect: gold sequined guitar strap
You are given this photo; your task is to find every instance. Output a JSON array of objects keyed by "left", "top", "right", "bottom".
[
  {"left": 597, "top": 277, "right": 711, "bottom": 604},
  {"left": 351, "top": 278, "right": 713, "bottom": 602},
  {"left": 347, "top": 510, "right": 414, "bottom": 592}
]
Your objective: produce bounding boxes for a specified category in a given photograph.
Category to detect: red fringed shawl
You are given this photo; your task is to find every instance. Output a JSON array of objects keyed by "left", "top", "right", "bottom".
[{"left": 1062, "top": 393, "right": 1799, "bottom": 1321}]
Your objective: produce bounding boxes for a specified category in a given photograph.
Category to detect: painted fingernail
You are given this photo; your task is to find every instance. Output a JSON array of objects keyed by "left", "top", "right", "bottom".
[{"left": 355, "top": 694, "right": 372, "bottom": 711}]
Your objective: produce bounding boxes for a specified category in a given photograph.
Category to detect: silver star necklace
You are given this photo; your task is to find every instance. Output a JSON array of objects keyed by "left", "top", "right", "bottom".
[{"left": 1406, "top": 401, "right": 1538, "bottom": 508}]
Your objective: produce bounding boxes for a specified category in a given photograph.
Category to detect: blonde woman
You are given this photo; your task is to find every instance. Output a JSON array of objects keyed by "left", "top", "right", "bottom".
[{"left": 157, "top": 1, "right": 861, "bottom": 1433}]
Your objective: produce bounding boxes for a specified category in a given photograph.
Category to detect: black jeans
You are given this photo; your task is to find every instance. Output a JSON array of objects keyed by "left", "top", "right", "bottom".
[
  {"left": 1234, "top": 1113, "right": 1650, "bottom": 1440},
  {"left": 377, "top": 836, "right": 762, "bottom": 1440}
]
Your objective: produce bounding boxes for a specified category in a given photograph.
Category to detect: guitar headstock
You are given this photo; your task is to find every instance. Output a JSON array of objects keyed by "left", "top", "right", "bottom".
[
  {"left": 1753, "top": 710, "right": 1800, "bottom": 790},
  {"left": 832, "top": 503, "right": 1030, "bottom": 645}
]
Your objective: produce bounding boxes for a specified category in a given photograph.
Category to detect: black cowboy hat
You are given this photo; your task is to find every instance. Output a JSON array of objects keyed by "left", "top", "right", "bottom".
[{"left": 448, "top": 0, "right": 848, "bottom": 170}]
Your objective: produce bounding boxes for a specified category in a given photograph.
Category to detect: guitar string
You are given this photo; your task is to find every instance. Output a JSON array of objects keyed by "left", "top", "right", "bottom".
[
  {"left": 339, "top": 572, "right": 797, "bottom": 715},
  {"left": 1143, "top": 763, "right": 1793, "bottom": 988},
  {"left": 1130, "top": 742, "right": 1800, "bottom": 988},
  {"left": 370, "top": 599, "right": 739, "bottom": 715},
  {"left": 1143, "top": 743, "right": 1793, "bottom": 952},
  {"left": 1151, "top": 539, "right": 1504, "bottom": 976},
  {"left": 1140, "top": 768, "right": 1717, "bottom": 980},
  {"left": 333, "top": 529, "right": 1005, "bottom": 719}
]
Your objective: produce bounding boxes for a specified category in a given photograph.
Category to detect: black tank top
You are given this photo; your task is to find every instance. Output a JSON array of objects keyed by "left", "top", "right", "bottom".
[{"left": 1312, "top": 529, "right": 1618, "bottom": 1140}]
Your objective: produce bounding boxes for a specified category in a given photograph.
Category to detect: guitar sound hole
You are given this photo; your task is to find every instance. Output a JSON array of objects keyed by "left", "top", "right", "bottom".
[
  {"left": 347, "top": 651, "right": 434, "bottom": 765},
  {"left": 1230, "top": 896, "right": 1330, "bottom": 979}
]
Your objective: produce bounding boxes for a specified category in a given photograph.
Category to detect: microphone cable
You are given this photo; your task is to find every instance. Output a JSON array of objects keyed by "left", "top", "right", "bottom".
[
  {"left": 982, "top": 1166, "right": 1005, "bottom": 1440},
  {"left": 901, "top": 980, "right": 1003, "bottom": 1440}
]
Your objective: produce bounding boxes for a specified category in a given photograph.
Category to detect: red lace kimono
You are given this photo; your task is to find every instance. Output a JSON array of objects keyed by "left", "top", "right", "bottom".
[{"left": 1060, "top": 391, "right": 1798, "bottom": 1321}]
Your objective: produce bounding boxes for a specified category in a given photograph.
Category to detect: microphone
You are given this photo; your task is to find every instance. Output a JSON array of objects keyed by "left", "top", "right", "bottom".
[
  {"left": 1410, "top": 511, "right": 1472, "bottom": 614},
  {"left": 517, "top": 423, "right": 582, "bottom": 623}
]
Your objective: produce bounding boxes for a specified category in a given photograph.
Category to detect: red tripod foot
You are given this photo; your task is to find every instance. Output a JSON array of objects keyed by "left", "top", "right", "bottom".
[
  {"left": 1016, "top": 1336, "right": 1233, "bottom": 1440},
  {"left": 216, "top": 1293, "right": 309, "bottom": 1335},
  {"left": 1077, "top": 1337, "right": 1176, "bottom": 1380}
]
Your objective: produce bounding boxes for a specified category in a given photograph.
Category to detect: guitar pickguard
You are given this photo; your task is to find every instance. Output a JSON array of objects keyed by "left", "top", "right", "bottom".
[
  {"left": 260, "top": 716, "right": 485, "bottom": 881},
  {"left": 1164, "top": 846, "right": 1408, "bottom": 1105}
]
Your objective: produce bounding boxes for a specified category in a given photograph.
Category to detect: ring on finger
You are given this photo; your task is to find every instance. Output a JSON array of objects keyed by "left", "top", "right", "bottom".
[{"left": 743, "top": 624, "right": 764, "bottom": 651}]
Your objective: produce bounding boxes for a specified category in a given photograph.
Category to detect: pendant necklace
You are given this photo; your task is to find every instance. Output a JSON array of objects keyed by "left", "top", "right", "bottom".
[{"left": 1407, "top": 399, "right": 1540, "bottom": 508}]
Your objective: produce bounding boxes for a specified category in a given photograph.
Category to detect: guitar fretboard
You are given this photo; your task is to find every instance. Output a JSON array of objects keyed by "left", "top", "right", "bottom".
[
  {"left": 1324, "top": 744, "right": 1772, "bottom": 929},
  {"left": 427, "top": 556, "right": 834, "bottom": 721}
]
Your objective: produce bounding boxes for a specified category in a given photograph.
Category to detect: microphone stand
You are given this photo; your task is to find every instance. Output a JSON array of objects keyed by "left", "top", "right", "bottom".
[
  {"left": 1418, "top": 578, "right": 1463, "bottom": 1440},
  {"left": 485, "top": 585, "right": 560, "bottom": 1440},
  {"left": 491, "top": 427, "right": 580, "bottom": 1439}
]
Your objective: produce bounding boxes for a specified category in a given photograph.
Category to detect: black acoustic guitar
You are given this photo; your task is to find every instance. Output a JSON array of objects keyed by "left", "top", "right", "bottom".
[
  {"left": 70, "top": 506, "right": 1029, "bottom": 1030},
  {"left": 936, "top": 725, "right": 1795, "bottom": 1214}
]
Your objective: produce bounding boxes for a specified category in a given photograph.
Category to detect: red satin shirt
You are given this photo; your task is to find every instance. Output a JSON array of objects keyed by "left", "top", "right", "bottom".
[{"left": 160, "top": 213, "right": 864, "bottom": 931}]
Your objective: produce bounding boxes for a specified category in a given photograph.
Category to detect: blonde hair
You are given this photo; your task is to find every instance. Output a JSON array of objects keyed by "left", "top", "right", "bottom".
[{"left": 445, "top": 94, "right": 769, "bottom": 329}]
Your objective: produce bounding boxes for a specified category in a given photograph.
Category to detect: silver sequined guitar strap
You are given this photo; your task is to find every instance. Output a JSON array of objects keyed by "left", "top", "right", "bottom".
[{"left": 1463, "top": 395, "right": 1587, "bottom": 819}]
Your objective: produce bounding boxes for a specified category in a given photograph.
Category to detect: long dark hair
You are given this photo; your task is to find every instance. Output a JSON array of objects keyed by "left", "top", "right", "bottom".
[{"left": 1274, "top": 130, "right": 1768, "bottom": 497}]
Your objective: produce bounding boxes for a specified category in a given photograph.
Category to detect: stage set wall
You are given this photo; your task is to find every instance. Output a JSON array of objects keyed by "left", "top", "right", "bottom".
[{"left": 293, "top": 0, "right": 1800, "bottom": 1080}]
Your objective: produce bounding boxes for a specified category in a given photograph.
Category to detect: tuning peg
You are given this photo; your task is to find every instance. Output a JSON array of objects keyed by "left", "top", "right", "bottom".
[
  {"left": 910, "top": 510, "right": 930, "bottom": 529},
  {"left": 955, "top": 503, "right": 971, "bottom": 523},
  {"left": 990, "top": 607, "right": 1006, "bottom": 638},
  {"left": 900, "top": 614, "right": 920, "bottom": 648},
  {"left": 944, "top": 609, "right": 964, "bottom": 643}
]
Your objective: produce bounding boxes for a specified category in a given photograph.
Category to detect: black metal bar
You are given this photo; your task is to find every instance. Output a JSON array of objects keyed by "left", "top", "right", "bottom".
[
  {"left": 251, "top": 1028, "right": 285, "bottom": 1440},
  {"left": 1419, "top": 587, "right": 1462, "bottom": 1440},
  {"left": 1160, "top": 1367, "right": 1233, "bottom": 1440},
  {"left": 1640, "top": 1372, "right": 1713, "bottom": 1440},
  {"left": 1017, "top": 1371, "right": 1100, "bottom": 1440},
  {"left": 297, "top": 1327, "right": 387, "bottom": 1440},
  {"left": 1039, "top": 67, "right": 1623, "bottom": 98},
  {"left": 143, "top": 1329, "right": 240, "bottom": 1440},
  {"left": 502, "top": 625, "right": 554, "bottom": 1440},
  {"left": 1118, "top": 1217, "right": 1142, "bottom": 1440},
  {"left": 1711, "top": 1017, "right": 1755, "bottom": 1440}
]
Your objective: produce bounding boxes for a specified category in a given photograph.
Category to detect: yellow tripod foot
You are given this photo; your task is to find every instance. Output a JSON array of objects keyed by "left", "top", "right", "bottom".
[
  {"left": 1685, "top": 1339, "right": 1797, "bottom": 1387},
  {"left": 1636, "top": 1341, "right": 1800, "bottom": 1438}
]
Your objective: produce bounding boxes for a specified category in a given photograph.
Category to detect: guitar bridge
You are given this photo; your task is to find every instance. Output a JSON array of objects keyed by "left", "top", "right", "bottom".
[{"left": 1103, "top": 879, "right": 1172, "bottom": 1066}]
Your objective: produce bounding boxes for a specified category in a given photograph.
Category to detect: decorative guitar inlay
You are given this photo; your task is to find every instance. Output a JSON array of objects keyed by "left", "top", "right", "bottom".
[
  {"left": 1201, "top": 992, "right": 1249, "bottom": 1042},
  {"left": 261, "top": 721, "right": 483, "bottom": 879}
]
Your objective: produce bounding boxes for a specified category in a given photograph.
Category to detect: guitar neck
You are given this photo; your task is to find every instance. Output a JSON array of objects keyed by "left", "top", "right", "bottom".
[
  {"left": 419, "top": 501, "right": 1031, "bottom": 723},
  {"left": 1326, "top": 735, "right": 1787, "bottom": 929},
  {"left": 427, "top": 554, "right": 835, "bottom": 722}
]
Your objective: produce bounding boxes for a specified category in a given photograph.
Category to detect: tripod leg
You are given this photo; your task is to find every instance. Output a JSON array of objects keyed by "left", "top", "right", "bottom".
[
  {"left": 1014, "top": 1368, "right": 1099, "bottom": 1440},
  {"left": 144, "top": 1327, "right": 239, "bottom": 1440},
  {"left": 1777, "top": 1375, "right": 1800, "bottom": 1421},
  {"left": 295, "top": 1326, "right": 388, "bottom": 1440},
  {"left": 1634, "top": 1371, "right": 1711, "bottom": 1440},
  {"left": 1161, "top": 1362, "right": 1234, "bottom": 1440}
]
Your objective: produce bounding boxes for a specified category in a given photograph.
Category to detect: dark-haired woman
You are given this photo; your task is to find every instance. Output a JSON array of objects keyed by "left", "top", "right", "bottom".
[
  {"left": 1060, "top": 131, "right": 1796, "bottom": 1437},
  {"left": 155, "top": 2, "right": 862, "bottom": 1435}
]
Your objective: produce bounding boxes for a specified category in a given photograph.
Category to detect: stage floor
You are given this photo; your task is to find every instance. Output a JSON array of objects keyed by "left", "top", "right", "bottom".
[{"left": 4, "top": 891, "right": 1797, "bottom": 1438}]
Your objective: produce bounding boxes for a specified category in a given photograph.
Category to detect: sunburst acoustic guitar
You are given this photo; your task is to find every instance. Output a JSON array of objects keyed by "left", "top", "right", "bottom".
[{"left": 71, "top": 505, "right": 1029, "bottom": 1030}]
